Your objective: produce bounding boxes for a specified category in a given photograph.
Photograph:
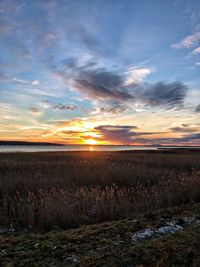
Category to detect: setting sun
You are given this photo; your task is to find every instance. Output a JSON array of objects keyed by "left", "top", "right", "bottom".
[{"left": 85, "top": 139, "right": 97, "bottom": 145}]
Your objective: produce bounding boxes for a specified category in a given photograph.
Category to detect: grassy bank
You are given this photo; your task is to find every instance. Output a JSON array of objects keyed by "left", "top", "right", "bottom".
[
  {"left": 0, "top": 150, "right": 200, "bottom": 232},
  {"left": 1, "top": 203, "right": 200, "bottom": 266}
]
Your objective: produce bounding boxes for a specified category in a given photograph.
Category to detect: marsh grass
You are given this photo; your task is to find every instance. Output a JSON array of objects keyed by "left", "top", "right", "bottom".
[{"left": 0, "top": 150, "right": 200, "bottom": 231}]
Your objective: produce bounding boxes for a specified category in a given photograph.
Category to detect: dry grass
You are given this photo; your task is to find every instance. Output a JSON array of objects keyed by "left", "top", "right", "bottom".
[{"left": 0, "top": 150, "right": 200, "bottom": 231}]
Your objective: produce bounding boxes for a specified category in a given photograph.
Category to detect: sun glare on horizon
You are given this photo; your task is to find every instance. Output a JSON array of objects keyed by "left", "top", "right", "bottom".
[{"left": 85, "top": 139, "right": 97, "bottom": 145}]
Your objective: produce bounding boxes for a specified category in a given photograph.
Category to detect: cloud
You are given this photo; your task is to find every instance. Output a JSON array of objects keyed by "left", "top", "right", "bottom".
[
  {"left": 160, "top": 133, "right": 200, "bottom": 144},
  {"left": 42, "top": 101, "right": 76, "bottom": 111},
  {"left": 195, "top": 62, "right": 200, "bottom": 66},
  {"left": 53, "top": 58, "right": 136, "bottom": 101},
  {"left": 195, "top": 104, "right": 200, "bottom": 112},
  {"left": 130, "top": 134, "right": 200, "bottom": 146},
  {"left": 55, "top": 60, "right": 187, "bottom": 109},
  {"left": 169, "top": 125, "right": 198, "bottom": 133},
  {"left": 124, "top": 67, "right": 154, "bottom": 86},
  {"left": 13, "top": 77, "right": 29, "bottom": 84},
  {"left": 186, "top": 133, "right": 200, "bottom": 140},
  {"left": 52, "top": 103, "right": 76, "bottom": 111},
  {"left": 171, "top": 32, "right": 200, "bottom": 49},
  {"left": 29, "top": 113, "right": 200, "bottom": 145},
  {"left": 72, "top": 68, "right": 132, "bottom": 101},
  {"left": 29, "top": 107, "right": 42, "bottom": 116},
  {"left": 13, "top": 77, "right": 40, "bottom": 86},
  {"left": 94, "top": 125, "right": 163, "bottom": 144},
  {"left": 32, "top": 80, "right": 40, "bottom": 85},
  {"left": 78, "top": 123, "right": 200, "bottom": 145},
  {"left": 192, "top": 47, "right": 200, "bottom": 54},
  {"left": 75, "top": 81, "right": 131, "bottom": 101},
  {"left": 143, "top": 82, "right": 187, "bottom": 108},
  {"left": 94, "top": 125, "right": 138, "bottom": 144},
  {"left": 92, "top": 101, "right": 127, "bottom": 114}
]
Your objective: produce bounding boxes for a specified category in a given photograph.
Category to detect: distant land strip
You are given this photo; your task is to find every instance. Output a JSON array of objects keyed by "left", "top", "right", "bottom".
[{"left": 0, "top": 141, "right": 64, "bottom": 146}]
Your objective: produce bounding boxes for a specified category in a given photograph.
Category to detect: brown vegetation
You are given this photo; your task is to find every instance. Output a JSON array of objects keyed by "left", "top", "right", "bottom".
[{"left": 0, "top": 150, "right": 200, "bottom": 231}]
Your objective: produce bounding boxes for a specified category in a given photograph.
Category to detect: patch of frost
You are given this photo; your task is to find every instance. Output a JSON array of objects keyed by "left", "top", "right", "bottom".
[
  {"left": 156, "top": 223, "right": 183, "bottom": 235},
  {"left": 132, "top": 216, "right": 199, "bottom": 241},
  {"left": 132, "top": 228, "right": 154, "bottom": 241}
]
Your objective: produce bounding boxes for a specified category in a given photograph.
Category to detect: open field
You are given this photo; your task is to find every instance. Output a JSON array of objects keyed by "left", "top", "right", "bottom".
[
  {"left": 1, "top": 150, "right": 200, "bottom": 266},
  {"left": 0, "top": 150, "right": 200, "bottom": 232}
]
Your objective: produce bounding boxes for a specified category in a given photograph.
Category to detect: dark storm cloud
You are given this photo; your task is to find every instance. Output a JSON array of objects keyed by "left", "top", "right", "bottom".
[
  {"left": 55, "top": 60, "right": 188, "bottom": 109},
  {"left": 57, "top": 59, "right": 130, "bottom": 101},
  {"left": 95, "top": 125, "right": 138, "bottom": 144},
  {"left": 75, "top": 69, "right": 187, "bottom": 107},
  {"left": 94, "top": 125, "right": 163, "bottom": 144},
  {"left": 143, "top": 82, "right": 187, "bottom": 108},
  {"left": 75, "top": 69, "right": 132, "bottom": 101},
  {"left": 195, "top": 105, "right": 200, "bottom": 112},
  {"left": 60, "top": 124, "right": 200, "bottom": 145}
]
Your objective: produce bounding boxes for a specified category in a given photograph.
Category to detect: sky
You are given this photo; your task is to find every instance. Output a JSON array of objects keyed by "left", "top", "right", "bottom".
[{"left": 0, "top": 0, "right": 200, "bottom": 146}]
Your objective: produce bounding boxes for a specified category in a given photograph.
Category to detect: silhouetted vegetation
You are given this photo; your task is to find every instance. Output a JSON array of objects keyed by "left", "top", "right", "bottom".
[{"left": 0, "top": 150, "right": 200, "bottom": 231}]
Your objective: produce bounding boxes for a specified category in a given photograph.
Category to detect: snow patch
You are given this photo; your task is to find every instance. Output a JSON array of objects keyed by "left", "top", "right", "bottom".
[{"left": 132, "top": 216, "right": 200, "bottom": 241}]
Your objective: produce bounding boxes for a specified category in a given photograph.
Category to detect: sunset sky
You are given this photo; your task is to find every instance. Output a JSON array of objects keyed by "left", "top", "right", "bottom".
[{"left": 0, "top": 0, "right": 200, "bottom": 145}]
